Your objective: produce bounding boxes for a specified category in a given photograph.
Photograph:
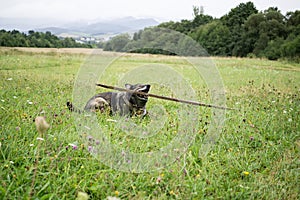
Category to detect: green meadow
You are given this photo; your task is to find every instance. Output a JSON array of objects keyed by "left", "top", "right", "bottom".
[{"left": 0, "top": 48, "right": 299, "bottom": 199}]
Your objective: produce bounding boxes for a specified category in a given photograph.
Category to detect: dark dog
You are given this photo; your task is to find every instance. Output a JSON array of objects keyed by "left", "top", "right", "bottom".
[{"left": 67, "top": 83, "right": 151, "bottom": 117}]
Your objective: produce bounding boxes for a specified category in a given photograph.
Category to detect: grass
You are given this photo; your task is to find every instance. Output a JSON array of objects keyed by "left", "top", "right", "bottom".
[{"left": 0, "top": 48, "right": 299, "bottom": 199}]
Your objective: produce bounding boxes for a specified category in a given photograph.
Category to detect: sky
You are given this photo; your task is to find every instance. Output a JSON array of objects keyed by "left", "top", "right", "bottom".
[{"left": 1, "top": 0, "right": 299, "bottom": 22}]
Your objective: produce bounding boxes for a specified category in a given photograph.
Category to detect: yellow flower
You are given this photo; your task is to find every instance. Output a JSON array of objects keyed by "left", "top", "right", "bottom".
[
  {"left": 115, "top": 190, "right": 119, "bottom": 196},
  {"left": 169, "top": 190, "right": 175, "bottom": 195},
  {"left": 243, "top": 171, "right": 250, "bottom": 176}
]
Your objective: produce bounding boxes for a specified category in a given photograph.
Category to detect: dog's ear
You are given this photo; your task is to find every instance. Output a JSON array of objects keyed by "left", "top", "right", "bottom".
[
  {"left": 146, "top": 84, "right": 151, "bottom": 90},
  {"left": 125, "top": 84, "right": 132, "bottom": 90},
  {"left": 143, "top": 84, "right": 151, "bottom": 93}
]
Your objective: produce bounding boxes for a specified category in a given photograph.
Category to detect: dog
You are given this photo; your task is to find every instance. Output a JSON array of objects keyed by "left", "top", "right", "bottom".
[{"left": 67, "top": 83, "right": 151, "bottom": 117}]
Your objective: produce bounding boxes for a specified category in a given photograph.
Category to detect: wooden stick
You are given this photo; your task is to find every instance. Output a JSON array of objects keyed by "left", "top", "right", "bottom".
[{"left": 96, "top": 83, "right": 236, "bottom": 110}]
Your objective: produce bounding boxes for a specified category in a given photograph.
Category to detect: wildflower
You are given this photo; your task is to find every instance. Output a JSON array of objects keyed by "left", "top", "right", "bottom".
[
  {"left": 169, "top": 190, "right": 175, "bottom": 195},
  {"left": 107, "top": 119, "right": 117, "bottom": 122},
  {"left": 36, "top": 137, "right": 44, "bottom": 141},
  {"left": 29, "top": 144, "right": 34, "bottom": 147},
  {"left": 7, "top": 78, "right": 13, "bottom": 81},
  {"left": 27, "top": 100, "right": 33, "bottom": 105},
  {"left": 243, "top": 171, "right": 250, "bottom": 176},
  {"left": 35, "top": 116, "right": 50, "bottom": 134},
  {"left": 77, "top": 191, "right": 89, "bottom": 200},
  {"left": 95, "top": 140, "right": 100, "bottom": 145},
  {"left": 250, "top": 136, "right": 254, "bottom": 141},
  {"left": 196, "top": 174, "right": 200, "bottom": 178},
  {"left": 13, "top": 96, "right": 17, "bottom": 99},
  {"left": 115, "top": 191, "right": 119, "bottom": 196},
  {"left": 107, "top": 197, "right": 120, "bottom": 200},
  {"left": 81, "top": 165, "right": 84, "bottom": 169},
  {"left": 288, "top": 118, "right": 292, "bottom": 122},
  {"left": 121, "top": 150, "right": 126, "bottom": 156},
  {"left": 10, "top": 161, "right": 14, "bottom": 164},
  {"left": 88, "top": 146, "right": 93, "bottom": 151},
  {"left": 15, "top": 126, "right": 20, "bottom": 131},
  {"left": 156, "top": 176, "right": 162, "bottom": 184},
  {"left": 87, "top": 135, "right": 93, "bottom": 141},
  {"left": 69, "top": 143, "right": 78, "bottom": 150}
]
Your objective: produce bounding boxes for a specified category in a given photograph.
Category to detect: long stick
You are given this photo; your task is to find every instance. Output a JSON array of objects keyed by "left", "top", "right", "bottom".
[{"left": 96, "top": 83, "right": 236, "bottom": 110}]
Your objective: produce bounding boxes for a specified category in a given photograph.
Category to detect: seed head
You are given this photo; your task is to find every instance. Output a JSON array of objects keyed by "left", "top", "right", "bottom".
[{"left": 35, "top": 116, "right": 50, "bottom": 134}]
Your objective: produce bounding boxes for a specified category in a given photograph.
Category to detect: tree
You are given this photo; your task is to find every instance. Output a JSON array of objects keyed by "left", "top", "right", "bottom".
[
  {"left": 192, "top": 21, "right": 231, "bottom": 56},
  {"left": 221, "top": 2, "right": 258, "bottom": 56},
  {"left": 103, "top": 34, "right": 131, "bottom": 52}
]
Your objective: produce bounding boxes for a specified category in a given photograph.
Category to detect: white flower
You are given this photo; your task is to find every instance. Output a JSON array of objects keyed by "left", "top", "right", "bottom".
[
  {"left": 13, "top": 96, "right": 17, "bottom": 99},
  {"left": 27, "top": 100, "right": 33, "bottom": 105},
  {"left": 107, "top": 197, "right": 120, "bottom": 200},
  {"left": 107, "top": 119, "right": 117, "bottom": 122},
  {"left": 77, "top": 191, "right": 89, "bottom": 200},
  {"left": 288, "top": 118, "right": 292, "bottom": 122},
  {"left": 36, "top": 137, "right": 45, "bottom": 141},
  {"left": 29, "top": 144, "right": 34, "bottom": 147},
  {"left": 7, "top": 78, "right": 13, "bottom": 81},
  {"left": 10, "top": 161, "right": 14, "bottom": 164}
]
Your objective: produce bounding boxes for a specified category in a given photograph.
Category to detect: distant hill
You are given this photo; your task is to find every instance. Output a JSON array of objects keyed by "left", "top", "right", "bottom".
[{"left": 0, "top": 17, "right": 159, "bottom": 37}]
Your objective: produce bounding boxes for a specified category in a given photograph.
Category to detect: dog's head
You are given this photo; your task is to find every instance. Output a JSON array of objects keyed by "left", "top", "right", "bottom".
[{"left": 125, "top": 83, "right": 151, "bottom": 110}]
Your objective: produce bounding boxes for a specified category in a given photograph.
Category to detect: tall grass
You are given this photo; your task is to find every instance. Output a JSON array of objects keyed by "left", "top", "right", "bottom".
[{"left": 0, "top": 48, "right": 299, "bottom": 199}]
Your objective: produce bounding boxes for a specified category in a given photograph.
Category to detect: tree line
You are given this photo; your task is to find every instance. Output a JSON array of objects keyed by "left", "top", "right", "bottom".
[
  {"left": 102, "top": 2, "right": 299, "bottom": 61},
  {"left": 0, "top": 30, "right": 92, "bottom": 48}
]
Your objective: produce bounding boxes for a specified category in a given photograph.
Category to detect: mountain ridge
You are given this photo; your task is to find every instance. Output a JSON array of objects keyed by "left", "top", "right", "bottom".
[{"left": 0, "top": 17, "right": 159, "bottom": 37}]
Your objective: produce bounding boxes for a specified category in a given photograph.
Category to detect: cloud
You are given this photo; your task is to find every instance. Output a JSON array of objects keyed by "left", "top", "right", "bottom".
[{"left": 1, "top": 0, "right": 299, "bottom": 22}]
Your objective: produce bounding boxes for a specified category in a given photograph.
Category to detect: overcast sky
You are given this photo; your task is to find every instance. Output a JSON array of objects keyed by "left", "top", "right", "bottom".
[{"left": 1, "top": 0, "right": 299, "bottom": 22}]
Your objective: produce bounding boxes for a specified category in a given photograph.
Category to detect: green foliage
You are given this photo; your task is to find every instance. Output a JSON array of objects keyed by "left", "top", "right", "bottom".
[
  {"left": 103, "top": 34, "right": 131, "bottom": 52},
  {"left": 263, "top": 38, "right": 285, "bottom": 60},
  {"left": 0, "top": 30, "right": 92, "bottom": 48},
  {"left": 191, "top": 21, "right": 231, "bottom": 56},
  {"left": 158, "top": 14, "right": 213, "bottom": 34},
  {"left": 103, "top": 2, "right": 299, "bottom": 62}
]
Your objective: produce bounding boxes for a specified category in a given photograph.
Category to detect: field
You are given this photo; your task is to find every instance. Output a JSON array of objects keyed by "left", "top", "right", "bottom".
[{"left": 0, "top": 47, "right": 299, "bottom": 199}]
